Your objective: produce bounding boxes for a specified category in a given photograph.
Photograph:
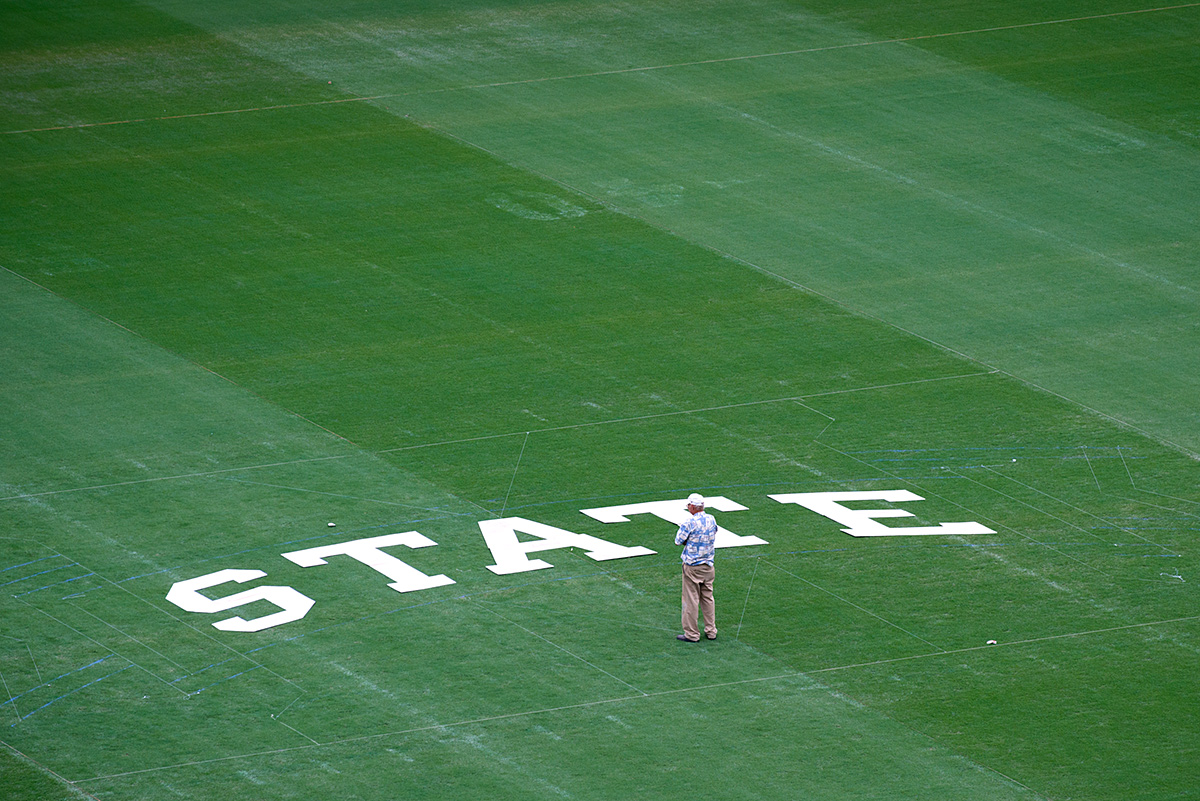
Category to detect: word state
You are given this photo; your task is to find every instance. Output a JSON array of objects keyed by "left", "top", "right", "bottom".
[{"left": 167, "top": 490, "right": 994, "bottom": 632}]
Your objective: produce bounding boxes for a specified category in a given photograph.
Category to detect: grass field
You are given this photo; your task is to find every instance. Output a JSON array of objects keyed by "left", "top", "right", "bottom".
[{"left": 3, "top": 1, "right": 1199, "bottom": 799}]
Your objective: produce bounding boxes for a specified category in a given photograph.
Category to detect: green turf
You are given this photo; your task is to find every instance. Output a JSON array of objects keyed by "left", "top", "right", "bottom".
[
  {"left": 133, "top": 0, "right": 1200, "bottom": 453},
  {"left": 3, "top": 1, "right": 1199, "bottom": 799}
]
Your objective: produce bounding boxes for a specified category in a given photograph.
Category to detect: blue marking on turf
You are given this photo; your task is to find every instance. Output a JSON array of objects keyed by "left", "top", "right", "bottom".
[
  {"left": 0, "top": 562, "right": 75, "bottom": 588},
  {"left": 14, "top": 663, "right": 133, "bottom": 725},
  {"left": 2, "top": 655, "right": 117, "bottom": 709},
  {"left": 171, "top": 657, "right": 237, "bottom": 684},
  {"left": 188, "top": 665, "right": 262, "bottom": 696},
  {"left": 11, "top": 573, "right": 95, "bottom": 598},
  {"left": 0, "top": 555, "right": 64, "bottom": 574}
]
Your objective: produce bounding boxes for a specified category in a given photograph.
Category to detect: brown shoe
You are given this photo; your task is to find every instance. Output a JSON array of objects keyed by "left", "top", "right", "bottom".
[{"left": 676, "top": 634, "right": 699, "bottom": 643}]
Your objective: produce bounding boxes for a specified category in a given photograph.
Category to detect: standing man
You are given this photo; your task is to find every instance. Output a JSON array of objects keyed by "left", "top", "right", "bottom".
[{"left": 675, "top": 493, "right": 718, "bottom": 642}]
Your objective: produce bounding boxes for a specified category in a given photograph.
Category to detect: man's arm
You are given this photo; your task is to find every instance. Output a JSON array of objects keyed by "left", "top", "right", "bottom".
[{"left": 674, "top": 517, "right": 692, "bottom": 546}]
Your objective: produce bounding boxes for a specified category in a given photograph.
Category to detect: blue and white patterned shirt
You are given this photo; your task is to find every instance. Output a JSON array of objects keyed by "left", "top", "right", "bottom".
[{"left": 675, "top": 511, "right": 717, "bottom": 566}]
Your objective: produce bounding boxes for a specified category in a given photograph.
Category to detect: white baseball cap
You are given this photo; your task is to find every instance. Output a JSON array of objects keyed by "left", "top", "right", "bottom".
[{"left": 687, "top": 493, "right": 705, "bottom": 508}]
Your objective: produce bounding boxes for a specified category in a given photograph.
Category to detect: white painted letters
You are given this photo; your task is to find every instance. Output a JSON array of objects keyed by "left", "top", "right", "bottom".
[
  {"left": 282, "top": 532, "right": 456, "bottom": 593},
  {"left": 479, "top": 517, "right": 655, "bottom": 575},
  {"left": 165, "top": 569, "right": 315, "bottom": 632},
  {"left": 167, "top": 488, "right": 1000, "bottom": 631},
  {"left": 580, "top": 496, "right": 765, "bottom": 548},
  {"left": 769, "top": 490, "right": 995, "bottom": 537}
]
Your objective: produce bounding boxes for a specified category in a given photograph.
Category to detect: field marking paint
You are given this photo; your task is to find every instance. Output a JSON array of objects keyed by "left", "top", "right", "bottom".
[
  {"left": 500, "top": 432, "right": 530, "bottom": 518},
  {"left": 0, "top": 742, "right": 103, "bottom": 801},
  {"left": 170, "top": 658, "right": 237, "bottom": 686},
  {"left": 474, "top": 601, "right": 646, "bottom": 696},
  {"left": 12, "top": 573, "right": 95, "bottom": 598},
  {"left": 381, "top": 371, "right": 997, "bottom": 453},
  {"left": 274, "top": 716, "right": 320, "bottom": 745},
  {"left": 0, "top": 562, "right": 75, "bottom": 588},
  {"left": 812, "top": 440, "right": 1146, "bottom": 583},
  {"left": 79, "top": 566, "right": 309, "bottom": 694},
  {"left": 1082, "top": 447, "right": 1103, "bottom": 491},
  {"left": 76, "top": 609, "right": 1200, "bottom": 783},
  {"left": 0, "top": 670, "right": 19, "bottom": 724},
  {"left": 6, "top": 3, "right": 1198, "bottom": 136},
  {"left": 761, "top": 560, "right": 946, "bottom": 651},
  {"left": 0, "top": 454, "right": 354, "bottom": 502},
  {"left": 977, "top": 464, "right": 1177, "bottom": 552},
  {"left": 949, "top": 469, "right": 1180, "bottom": 581},
  {"left": 65, "top": 600, "right": 188, "bottom": 671},
  {"left": 12, "top": 599, "right": 189, "bottom": 698},
  {"left": 735, "top": 557, "right": 760, "bottom": 641},
  {"left": 1, "top": 656, "right": 115, "bottom": 713},
  {"left": 222, "top": 476, "right": 452, "bottom": 513},
  {"left": 13, "top": 665, "right": 134, "bottom": 725},
  {"left": 188, "top": 665, "right": 263, "bottom": 696},
  {"left": 0, "top": 556, "right": 63, "bottom": 575},
  {"left": 808, "top": 614, "right": 1200, "bottom": 675},
  {"left": 0, "top": 371, "right": 995, "bottom": 504}
]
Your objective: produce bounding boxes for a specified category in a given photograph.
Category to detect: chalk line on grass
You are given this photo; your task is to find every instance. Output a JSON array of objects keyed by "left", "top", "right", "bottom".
[
  {"left": 6, "top": 3, "right": 1197, "bottom": 135},
  {"left": 0, "top": 371, "right": 995, "bottom": 504},
  {"left": 473, "top": 600, "right": 646, "bottom": 696},
  {"left": 73, "top": 610, "right": 1200, "bottom": 783},
  {"left": 761, "top": 559, "right": 945, "bottom": 651}
]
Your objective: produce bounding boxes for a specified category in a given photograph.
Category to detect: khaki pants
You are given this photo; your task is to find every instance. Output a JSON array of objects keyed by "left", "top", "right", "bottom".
[{"left": 681, "top": 563, "right": 716, "bottom": 641}]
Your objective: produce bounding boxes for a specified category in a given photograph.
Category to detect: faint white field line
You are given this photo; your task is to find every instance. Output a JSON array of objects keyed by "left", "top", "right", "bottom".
[
  {"left": 0, "top": 636, "right": 43, "bottom": 684},
  {"left": 12, "top": 599, "right": 189, "bottom": 698},
  {"left": 14, "top": 664, "right": 133, "bottom": 725},
  {"left": 977, "top": 464, "right": 1176, "bottom": 551},
  {"left": 24, "top": 642, "right": 41, "bottom": 682},
  {"left": 1082, "top": 447, "right": 1103, "bottom": 491},
  {"left": 272, "top": 694, "right": 303, "bottom": 719},
  {"left": 0, "top": 671, "right": 19, "bottom": 724},
  {"left": 75, "top": 669, "right": 809, "bottom": 782},
  {"left": 499, "top": 432, "right": 530, "bottom": 518},
  {"left": 1, "top": 656, "right": 114, "bottom": 715},
  {"left": 221, "top": 476, "right": 452, "bottom": 513},
  {"left": 946, "top": 469, "right": 1178, "bottom": 577},
  {"left": 90, "top": 572, "right": 308, "bottom": 693},
  {"left": 473, "top": 600, "right": 646, "bottom": 696},
  {"left": 77, "top": 610, "right": 1200, "bottom": 783},
  {"left": 475, "top": 597, "right": 675, "bottom": 634},
  {"left": 0, "top": 741, "right": 103, "bottom": 801},
  {"left": 808, "top": 614, "right": 1200, "bottom": 674},
  {"left": 818, "top": 439, "right": 1150, "bottom": 581},
  {"left": 29, "top": 559, "right": 310, "bottom": 695},
  {"left": 735, "top": 557, "right": 760, "bottom": 640},
  {"left": 1125, "top": 488, "right": 1200, "bottom": 509},
  {"left": 761, "top": 559, "right": 946, "bottom": 651},
  {"left": 957, "top": 469, "right": 1119, "bottom": 546},
  {"left": 64, "top": 601, "right": 187, "bottom": 671},
  {"left": 380, "top": 371, "right": 997, "bottom": 452},
  {"left": 0, "top": 454, "right": 353, "bottom": 502},
  {"left": 6, "top": 3, "right": 1198, "bottom": 136},
  {"left": 1110, "top": 493, "right": 1200, "bottom": 521},
  {"left": 0, "top": 371, "right": 994, "bottom": 504},
  {"left": 723, "top": 99, "right": 1195, "bottom": 298},
  {"left": 274, "top": 718, "right": 320, "bottom": 746},
  {"left": 816, "top": 437, "right": 1098, "bottom": 549}
]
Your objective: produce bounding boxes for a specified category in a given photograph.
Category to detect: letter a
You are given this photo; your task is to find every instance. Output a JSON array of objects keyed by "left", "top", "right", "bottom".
[{"left": 479, "top": 517, "right": 656, "bottom": 575}]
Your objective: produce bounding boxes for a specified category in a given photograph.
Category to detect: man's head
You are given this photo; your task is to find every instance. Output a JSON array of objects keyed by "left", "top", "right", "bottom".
[{"left": 686, "top": 493, "right": 705, "bottom": 514}]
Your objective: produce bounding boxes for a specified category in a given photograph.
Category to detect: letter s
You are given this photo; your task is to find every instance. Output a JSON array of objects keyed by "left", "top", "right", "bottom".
[{"left": 166, "top": 569, "right": 314, "bottom": 632}]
